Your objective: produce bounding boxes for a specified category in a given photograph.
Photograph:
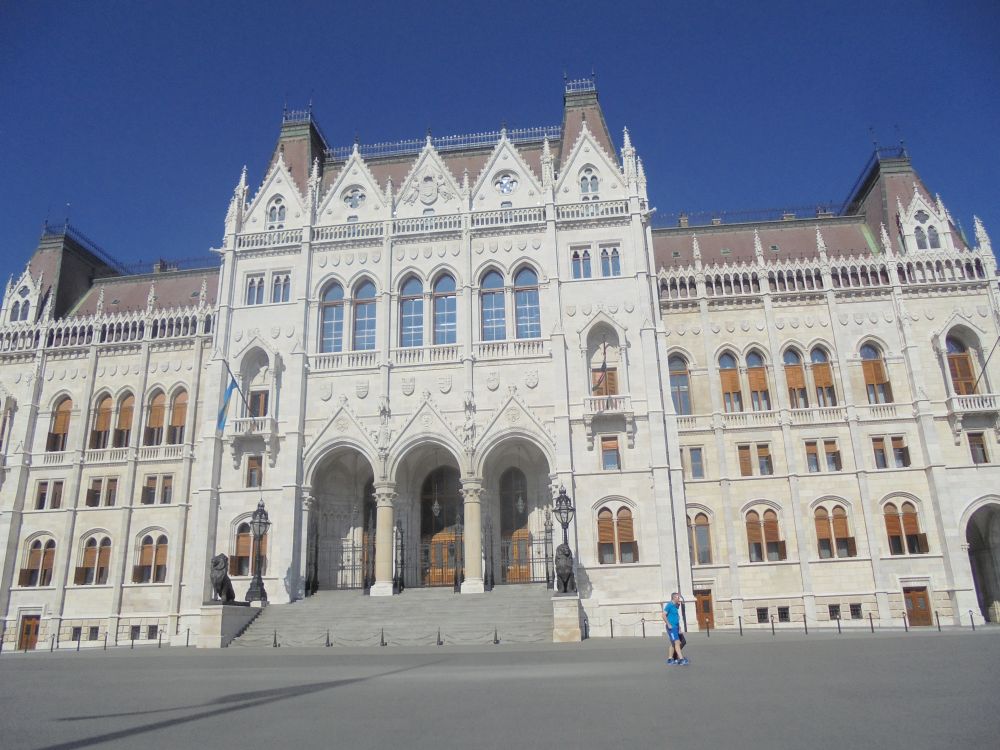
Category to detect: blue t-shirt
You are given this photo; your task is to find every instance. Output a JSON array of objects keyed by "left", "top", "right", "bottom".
[{"left": 664, "top": 600, "right": 680, "bottom": 628}]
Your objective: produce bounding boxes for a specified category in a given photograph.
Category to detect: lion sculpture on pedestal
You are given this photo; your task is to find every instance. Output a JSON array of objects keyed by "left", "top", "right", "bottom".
[
  {"left": 210, "top": 553, "right": 236, "bottom": 603},
  {"left": 554, "top": 543, "right": 576, "bottom": 594}
]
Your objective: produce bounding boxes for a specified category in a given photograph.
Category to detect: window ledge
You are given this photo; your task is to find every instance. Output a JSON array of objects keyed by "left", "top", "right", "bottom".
[
  {"left": 737, "top": 559, "right": 799, "bottom": 568},
  {"left": 121, "top": 582, "right": 171, "bottom": 588},
  {"left": 690, "top": 562, "right": 727, "bottom": 570},
  {"left": 591, "top": 561, "right": 655, "bottom": 570},
  {"left": 880, "top": 553, "right": 943, "bottom": 561},
  {"left": 70, "top": 584, "right": 115, "bottom": 589},
  {"left": 808, "top": 556, "right": 871, "bottom": 564}
]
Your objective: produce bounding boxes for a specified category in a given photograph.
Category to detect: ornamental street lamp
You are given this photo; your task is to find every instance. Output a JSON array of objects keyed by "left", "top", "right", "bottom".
[
  {"left": 553, "top": 485, "right": 575, "bottom": 549},
  {"left": 245, "top": 499, "right": 270, "bottom": 604}
]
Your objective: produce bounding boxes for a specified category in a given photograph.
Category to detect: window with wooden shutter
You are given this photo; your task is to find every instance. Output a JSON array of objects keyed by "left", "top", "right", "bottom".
[
  {"left": 719, "top": 355, "right": 743, "bottom": 412},
  {"left": 105, "top": 477, "right": 118, "bottom": 507},
  {"left": 249, "top": 390, "right": 269, "bottom": 418},
  {"left": 693, "top": 513, "right": 711, "bottom": 565},
  {"left": 233, "top": 524, "right": 252, "bottom": 575},
  {"left": 763, "top": 510, "right": 784, "bottom": 560},
  {"left": 946, "top": 337, "right": 977, "bottom": 395},
  {"left": 154, "top": 535, "right": 168, "bottom": 582},
  {"left": 832, "top": 506, "right": 854, "bottom": 557},
  {"left": 597, "top": 508, "right": 616, "bottom": 564},
  {"left": 114, "top": 394, "right": 134, "bottom": 447},
  {"left": 48, "top": 397, "right": 72, "bottom": 451},
  {"left": 168, "top": 390, "right": 188, "bottom": 444},
  {"left": 861, "top": 348, "right": 893, "bottom": 404},
  {"left": 97, "top": 538, "right": 111, "bottom": 584},
  {"left": 872, "top": 437, "right": 887, "bottom": 469},
  {"left": 785, "top": 362, "right": 808, "bottom": 408},
  {"left": 41, "top": 540, "right": 55, "bottom": 586},
  {"left": 255, "top": 532, "right": 268, "bottom": 576},
  {"left": 824, "top": 440, "right": 842, "bottom": 471},
  {"left": 79, "top": 538, "right": 98, "bottom": 584},
  {"left": 891, "top": 436, "right": 910, "bottom": 467},
  {"left": 884, "top": 503, "right": 904, "bottom": 555},
  {"left": 805, "top": 441, "right": 819, "bottom": 472},
  {"left": 756, "top": 443, "right": 773, "bottom": 475},
  {"left": 901, "top": 502, "right": 926, "bottom": 554},
  {"left": 601, "top": 437, "right": 620, "bottom": 470},
  {"left": 141, "top": 476, "right": 157, "bottom": 505},
  {"left": 144, "top": 392, "right": 166, "bottom": 445},
  {"left": 969, "top": 432, "right": 988, "bottom": 464},
  {"left": 247, "top": 456, "right": 263, "bottom": 488},
  {"left": 738, "top": 445, "right": 753, "bottom": 476},
  {"left": 747, "top": 366, "right": 771, "bottom": 411},
  {"left": 50, "top": 481, "right": 63, "bottom": 509},
  {"left": 35, "top": 482, "right": 48, "bottom": 510},
  {"left": 86, "top": 479, "right": 102, "bottom": 508},
  {"left": 746, "top": 511, "right": 763, "bottom": 562},
  {"left": 134, "top": 535, "right": 154, "bottom": 583},
  {"left": 815, "top": 508, "right": 833, "bottom": 559},
  {"left": 22, "top": 541, "right": 43, "bottom": 586},
  {"left": 617, "top": 508, "right": 638, "bottom": 563},
  {"left": 91, "top": 396, "right": 112, "bottom": 449},
  {"left": 160, "top": 475, "right": 173, "bottom": 504},
  {"left": 812, "top": 361, "right": 836, "bottom": 406},
  {"left": 591, "top": 367, "right": 618, "bottom": 396}
]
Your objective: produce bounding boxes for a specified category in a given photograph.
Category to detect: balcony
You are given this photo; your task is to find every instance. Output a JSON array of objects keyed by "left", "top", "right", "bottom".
[
  {"left": 85, "top": 447, "right": 129, "bottom": 464},
  {"left": 789, "top": 406, "right": 848, "bottom": 425},
  {"left": 584, "top": 394, "right": 633, "bottom": 416},
  {"left": 555, "top": 200, "right": 629, "bottom": 223},
  {"left": 474, "top": 339, "right": 548, "bottom": 360},
  {"left": 392, "top": 344, "right": 462, "bottom": 366},
  {"left": 137, "top": 445, "right": 184, "bottom": 461},
  {"left": 235, "top": 228, "right": 303, "bottom": 250},
  {"left": 312, "top": 221, "right": 384, "bottom": 244},
  {"left": 947, "top": 393, "right": 1000, "bottom": 416},
  {"left": 721, "top": 410, "right": 780, "bottom": 429},
  {"left": 857, "top": 403, "right": 902, "bottom": 420},
  {"left": 310, "top": 351, "right": 380, "bottom": 372},
  {"left": 37, "top": 451, "right": 71, "bottom": 466},
  {"left": 392, "top": 214, "right": 462, "bottom": 236},
  {"left": 471, "top": 207, "right": 545, "bottom": 230}
]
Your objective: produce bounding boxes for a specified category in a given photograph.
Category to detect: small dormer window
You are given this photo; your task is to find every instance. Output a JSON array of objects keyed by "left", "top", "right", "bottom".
[
  {"left": 343, "top": 187, "right": 366, "bottom": 209},
  {"left": 928, "top": 226, "right": 940, "bottom": 249},
  {"left": 580, "top": 167, "right": 600, "bottom": 201},
  {"left": 495, "top": 173, "right": 518, "bottom": 195},
  {"left": 266, "top": 197, "right": 286, "bottom": 230},
  {"left": 914, "top": 227, "right": 928, "bottom": 250},
  {"left": 18, "top": 286, "right": 29, "bottom": 298},
  {"left": 914, "top": 210, "right": 929, "bottom": 224}
]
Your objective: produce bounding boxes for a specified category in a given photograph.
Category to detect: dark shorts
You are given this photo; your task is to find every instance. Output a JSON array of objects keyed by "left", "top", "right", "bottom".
[{"left": 667, "top": 626, "right": 680, "bottom": 642}]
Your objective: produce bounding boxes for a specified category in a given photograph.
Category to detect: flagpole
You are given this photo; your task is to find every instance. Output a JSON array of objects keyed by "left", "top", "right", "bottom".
[{"left": 222, "top": 359, "right": 254, "bottom": 416}]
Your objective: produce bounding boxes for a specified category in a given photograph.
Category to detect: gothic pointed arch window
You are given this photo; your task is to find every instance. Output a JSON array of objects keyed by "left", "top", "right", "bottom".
[
  {"left": 914, "top": 226, "right": 928, "bottom": 250},
  {"left": 572, "top": 249, "right": 592, "bottom": 279},
  {"left": 884, "top": 501, "right": 928, "bottom": 555},
  {"left": 596, "top": 504, "right": 639, "bottom": 564},
  {"left": 90, "top": 394, "right": 113, "bottom": 449},
  {"left": 266, "top": 196, "right": 286, "bottom": 230},
  {"left": 688, "top": 512, "right": 712, "bottom": 565},
  {"left": 143, "top": 391, "right": 166, "bottom": 446},
  {"left": 352, "top": 280, "right": 377, "bottom": 351},
  {"left": 480, "top": 270, "right": 506, "bottom": 341},
  {"left": 432, "top": 274, "right": 457, "bottom": 345},
  {"left": 600, "top": 247, "right": 621, "bottom": 277},
  {"left": 514, "top": 267, "right": 540, "bottom": 339},
  {"left": 946, "top": 336, "right": 977, "bottom": 395},
  {"left": 784, "top": 349, "right": 808, "bottom": 408},
  {"left": 114, "top": 393, "right": 134, "bottom": 447},
  {"left": 810, "top": 347, "right": 837, "bottom": 406},
  {"left": 10, "top": 301, "right": 20, "bottom": 322},
  {"left": 168, "top": 390, "right": 188, "bottom": 444},
  {"left": 746, "top": 350, "right": 771, "bottom": 411},
  {"left": 20, "top": 300, "right": 30, "bottom": 321},
  {"left": 669, "top": 355, "right": 692, "bottom": 415},
  {"left": 320, "top": 281, "right": 345, "bottom": 353},
  {"left": 746, "top": 508, "right": 787, "bottom": 562},
  {"left": 133, "top": 534, "right": 169, "bottom": 583},
  {"left": 928, "top": 226, "right": 940, "bottom": 249},
  {"left": 580, "top": 166, "right": 600, "bottom": 201},
  {"left": 861, "top": 343, "right": 893, "bottom": 404},
  {"left": 719, "top": 352, "right": 742, "bottom": 413},
  {"left": 75, "top": 536, "right": 111, "bottom": 585},
  {"left": 814, "top": 505, "right": 856, "bottom": 559},
  {"left": 19, "top": 538, "right": 56, "bottom": 587},
  {"left": 399, "top": 276, "right": 424, "bottom": 348},
  {"left": 47, "top": 397, "right": 72, "bottom": 452}
]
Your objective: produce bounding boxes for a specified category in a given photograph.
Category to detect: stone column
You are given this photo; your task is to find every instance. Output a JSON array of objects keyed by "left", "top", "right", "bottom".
[
  {"left": 461, "top": 479, "right": 485, "bottom": 593},
  {"left": 370, "top": 483, "right": 396, "bottom": 596},
  {"left": 300, "top": 493, "right": 315, "bottom": 597}
]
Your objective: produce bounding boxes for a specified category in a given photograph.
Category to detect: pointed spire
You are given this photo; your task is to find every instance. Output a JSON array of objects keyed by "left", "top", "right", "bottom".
[
  {"left": 541, "top": 136, "right": 554, "bottom": 189},
  {"left": 225, "top": 166, "right": 249, "bottom": 234},
  {"left": 621, "top": 126, "right": 636, "bottom": 184},
  {"left": 753, "top": 228, "right": 764, "bottom": 262},
  {"left": 637, "top": 156, "right": 646, "bottom": 185},
  {"left": 622, "top": 125, "right": 632, "bottom": 150},
  {"left": 425, "top": 129, "right": 433, "bottom": 147},
  {"left": 880, "top": 222, "right": 894, "bottom": 257},
  {"left": 815, "top": 226, "right": 828, "bottom": 261},
  {"left": 896, "top": 194, "right": 906, "bottom": 219},
  {"left": 461, "top": 168, "right": 470, "bottom": 195},
  {"left": 146, "top": 282, "right": 156, "bottom": 313},
  {"left": 40, "top": 292, "right": 52, "bottom": 322},
  {"left": 95, "top": 287, "right": 105, "bottom": 316},
  {"left": 199, "top": 277, "right": 208, "bottom": 308},
  {"left": 692, "top": 234, "right": 702, "bottom": 264},
  {"left": 974, "top": 216, "right": 991, "bottom": 254},
  {"left": 384, "top": 176, "right": 394, "bottom": 205}
]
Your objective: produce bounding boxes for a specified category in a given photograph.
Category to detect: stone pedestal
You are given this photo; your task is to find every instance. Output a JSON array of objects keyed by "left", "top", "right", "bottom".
[
  {"left": 552, "top": 594, "right": 583, "bottom": 642},
  {"left": 197, "top": 604, "right": 261, "bottom": 648},
  {"left": 988, "top": 601, "right": 1000, "bottom": 624},
  {"left": 461, "top": 578, "right": 485, "bottom": 594}
]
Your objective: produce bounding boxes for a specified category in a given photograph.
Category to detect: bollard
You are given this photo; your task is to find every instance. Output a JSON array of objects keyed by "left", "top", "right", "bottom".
[
  {"left": 836, "top": 616, "right": 842, "bottom": 635},
  {"left": 969, "top": 610, "right": 976, "bottom": 632},
  {"left": 610, "top": 619, "right": 614, "bottom": 639},
  {"left": 437, "top": 628, "right": 442, "bottom": 646},
  {"left": 903, "top": 613, "right": 909, "bottom": 632},
  {"left": 76, "top": 634, "right": 81, "bottom": 652},
  {"left": 103, "top": 632, "right": 108, "bottom": 651},
  {"left": 803, "top": 615, "right": 808, "bottom": 635},
  {"left": 380, "top": 628, "right": 386, "bottom": 647},
  {"left": 493, "top": 627, "right": 500, "bottom": 645},
  {"left": 273, "top": 630, "right": 279, "bottom": 648},
  {"left": 770, "top": 615, "right": 775, "bottom": 636},
  {"left": 738, "top": 616, "right": 743, "bottom": 636},
  {"left": 641, "top": 618, "right": 646, "bottom": 639},
  {"left": 50, "top": 634, "right": 55, "bottom": 652},
  {"left": 326, "top": 629, "right": 331, "bottom": 648},
  {"left": 130, "top": 635, "right": 135, "bottom": 650},
  {"left": 582, "top": 618, "right": 589, "bottom": 640},
  {"left": 868, "top": 612, "right": 874, "bottom": 634},
  {"left": 158, "top": 631, "right": 162, "bottom": 649},
  {"left": 186, "top": 628, "right": 190, "bottom": 648},
  {"left": 935, "top": 611, "right": 941, "bottom": 632},
  {"left": 706, "top": 620, "right": 710, "bottom": 638}
]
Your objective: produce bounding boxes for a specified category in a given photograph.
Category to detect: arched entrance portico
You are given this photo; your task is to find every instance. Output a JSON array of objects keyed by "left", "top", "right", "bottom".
[
  {"left": 308, "top": 446, "right": 377, "bottom": 592},
  {"left": 967, "top": 502, "right": 1000, "bottom": 622}
]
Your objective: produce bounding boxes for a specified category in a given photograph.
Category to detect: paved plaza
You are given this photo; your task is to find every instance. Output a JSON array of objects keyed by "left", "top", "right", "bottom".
[{"left": 1, "top": 630, "right": 997, "bottom": 750}]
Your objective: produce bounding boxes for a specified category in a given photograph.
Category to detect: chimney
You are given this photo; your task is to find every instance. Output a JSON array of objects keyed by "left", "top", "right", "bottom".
[
  {"left": 782, "top": 212, "right": 796, "bottom": 221},
  {"left": 711, "top": 217, "right": 722, "bottom": 226},
  {"left": 678, "top": 213, "right": 689, "bottom": 228},
  {"left": 152, "top": 259, "right": 169, "bottom": 273}
]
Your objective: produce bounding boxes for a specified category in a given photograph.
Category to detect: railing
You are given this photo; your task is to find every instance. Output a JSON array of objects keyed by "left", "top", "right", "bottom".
[
  {"left": 324, "top": 125, "right": 561, "bottom": 160},
  {"left": 229, "top": 417, "right": 276, "bottom": 437},
  {"left": 722, "top": 410, "right": 780, "bottom": 429},
  {"left": 392, "top": 215, "right": 462, "bottom": 235},
  {"left": 235, "top": 229, "right": 303, "bottom": 249},
  {"left": 39, "top": 451, "right": 70, "bottom": 466},
  {"left": 137, "top": 444, "right": 184, "bottom": 461},
  {"left": 675, "top": 415, "right": 700, "bottom": 431},
  {"left": 947, "top": 394, "right": 1000, "bottom": 413},
  {"left": 565, "top": 77, "right": 597, "bottom": 94},
  {"left": 313, "top": 222, "right": 384, "bottom": 243},
  {"left": 655, "top": 202, "right": 840, "bottom": 229},
  {"left": 556, "top": 200, "right": 629, "bottom": 222},
  {"left": 310, "top": 351, "right": 380, "bottom": 371},
  {"left": 789, "top": 406, "right": 848, "bottom": 425},
  {"left": 474, "top": 339, "right": 547, "bottom": 360},
  {"left": 85, "top": 448, "right": 129, "bottom": 464},
  {"left": 584, "top": 395, "right": 633, "bottom": 415},
  {"left": 392, "top": 344, "right": 461, "bottom": 366},
  {"left": 858, "top": 403, "right": 900, "bottom": 420},
  {"left": 471, "top": 207, "right": 545, "bottom": 229}
]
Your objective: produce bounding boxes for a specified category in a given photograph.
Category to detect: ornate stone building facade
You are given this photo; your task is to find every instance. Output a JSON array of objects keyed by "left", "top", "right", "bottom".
[{"left": 1, "top": 80, "right": 998, "bottom": 648}]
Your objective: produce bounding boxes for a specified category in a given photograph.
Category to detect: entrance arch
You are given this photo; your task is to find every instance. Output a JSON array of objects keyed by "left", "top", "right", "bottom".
[
  {"left": 309, "top": 445, "right": 376, "bottom": 591},
  {"left": 420, "top": 466, "right": 463, "bottom": 587},
  {"left": 967, "top": 502, "right": 1000, "bottom": 622}
]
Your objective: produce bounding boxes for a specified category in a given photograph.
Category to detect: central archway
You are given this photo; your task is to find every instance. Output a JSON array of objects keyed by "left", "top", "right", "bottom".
[
  {"left": 967, "top": 502, "right": 1000, "bottom": 622},
  {"left": 420, "top": 466, "right": 463, "bottom": 587}
]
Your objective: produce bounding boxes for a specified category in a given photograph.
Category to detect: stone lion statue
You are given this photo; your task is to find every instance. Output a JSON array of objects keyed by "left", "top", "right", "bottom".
[
  {"left": 554, "top": 543, "right": 576, "bottom": 594},
  {"left": 210, "top": 553, "right": 235, "bottom": 603}
]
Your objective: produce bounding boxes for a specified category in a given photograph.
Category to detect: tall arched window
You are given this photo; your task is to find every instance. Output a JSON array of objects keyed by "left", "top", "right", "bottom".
[
  {"left": 75, "top": 536, "right": 111, "bottom": 585},
  {"left": 747, "top": 350, "right": 771, "bottom": 411},
  {"left": 230, "top": 522, "right": 267, "bottom": 576},
  {"left": 884, "top": 501, "right": 927, "bottom": 555},
  {"left": 143, "top": 391, "right": 166, "bottom": 446},
  {"left": 114, "top": 393, "right": 134, "bottom": 447},
  {"left": 719, "top": 353, "right": 742, "bottom": 412},
  {"left": 10, "top": 301, "right": 20, "bottom": 322},
  {"left": 320, "top": 282, "right": 345, "bottom": 353},
  {"left": 861, "top": 344, "right": 893, "bottom": 404},
  {"left": 784, "top": 350, "right": 808, "bottom": 408},
  {"left": 432, "top": 274, "right": 457, "bottom": 345},
  {"left": 746, "top": 510, "right": 763, "bottom": 562},
  {"left": 580, "top": 167, "right": 600, "bottom": 201},
  {"left": 19, "top": 300, "right": 30, "bottom": 322},
  {"left": 815, "top": 505, "right": 856, "bottom": 559},
  {"left": 810, "top": 348, "right": 836, "bottom": 406},
  {"left": 47, "top": 397, "right": 72, "bottom": 452},
  {"left": 688, "top": 513, "right": 712, "bottom": 565},
  {"left": 928, "top": 226, "right": 941, "bottom": 249},
  {"left": 168, "top": 390, "right": 188, "bottom": 444},
  {"left": 600, "top": 248, "right": 621, "bottom": 277},
  {"left": 19, "top": 538, "right": 56, "bottom": 587},
  {"left": 266, "top": 196, "right": 286, "bottom": 230},
  {"left": 480, "top": 271, "right": 506, "bottom": 341},
  {"left": 596, "top": 505, "right": 638, "bottom": 564},
  {"left": 514, "top": 268, "right": 540, "bottom": 339},
  {"left": 352, "top": 281, "right": 377, "bottom": 351},
  {"left": 747, "top": 509, "right": 786, "bottom": 561},
  {"left": 133, "top": 534, "right": 169, "bottom": 583},
  {"left": 914, "top": 226, "right": 928, "bottom": 250},
  {"left": 572, "top": 250, "right": 592, "bottom": 279},
  {"left": 669, "top": 356, "right": 692, "bottom": 415},
  {"left": 946, "top": 336, "right": 976, "bottom": 395},
  {"left": 90, "top": 395, "right": 113, "bottom": 449},
  {"left": 399, "top": 277, "right": 424, "bottom": 348},
  {"left": 271, "top": 273, "right": 290, "bottom": 303}
]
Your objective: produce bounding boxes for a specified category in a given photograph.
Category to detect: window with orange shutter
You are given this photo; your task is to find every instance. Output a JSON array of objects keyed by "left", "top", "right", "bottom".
[
  {"left": 901, "top": 502, "right": 927, "bottom": 554},
  {"left": 597, "top": 508, "right": 616, "bottom": 564},
  {"left": 47, "top": 397, "right": 72, "bottom": 452},
  {"left": 97, "top": 538, "right": 111, "bottom": 584},
  {"left": 832, "top": 505, "right": 855, "bottom": 557},
  {"left": 784, "top": 352, "right": 808, "bottom": 408},
  {"left": 747, "top": 352, "right": 771, "bottom": 411},
  {"left": 969, "top": 432, "right": 988, "bottom": 464},
  {"left": 168, "top": 390, "right": 188, "bottom": 444},
  {"left": 872, "top": 437, "right": 887, "bottom": 469},
  {"left": 134, "top": 535, "right": 155, "bottom": 583},
  {"left": 763, "top": 510, "right": 785, "bottom": 561},
  {"left": 154, "top": 535, "right": 168, "bottom": 582},
  {"left": 719, "top": 353, "right": 743, "bottom": 412},
  {"left": 114, "top": 393, "right": 134, "bottom": 447},
  {"left": 815, "top": 507, "right": 833, "bottom": 559},
  {"left": 946, "top": 337, "right": 977, "bottom": 395},
  {"left": 617, "top": 508, "right": 638, "bottom": 563},
  {"left": 40, "top": 540, "right": 55, "bottom": 586},
  {"left": 756, "top": 443, "right": 773, "bottom": 475},
  {"left": 891, "top": 436, "right": 910, "bottom": 467},
  {"left": 692, "top": 513, "right": 711, "bottom": 565},
  {"left": 144, "top": 392, "right": 166, "bottom": 445},
  {"left": 90, "top": 395, "right": 112, "bottom": 449},
  {"left": 884, "top": 503, "right": 904, "bottom": 555},
  {"left": 746, "top": 510, "right": 763, "bottom": 562},
  {"left": 737, "top": 444, "right": 753, "bottom": 476},
  {"left": 591, "top": 367, "right": 618, "bottom": 397},
  {"left": 861, "top": 345, "right": 893, "bottom": 404},
  {"left": 232, "top": 524, "right": 252, "bottom": 575},
  {"left": 810, "top": 348, "right": 837, "bottom": 406}
]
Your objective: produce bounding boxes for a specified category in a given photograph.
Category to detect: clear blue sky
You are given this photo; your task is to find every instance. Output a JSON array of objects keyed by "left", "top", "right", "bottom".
[{"left": 1, "top": 0, "right": 998, "bottom": 284}]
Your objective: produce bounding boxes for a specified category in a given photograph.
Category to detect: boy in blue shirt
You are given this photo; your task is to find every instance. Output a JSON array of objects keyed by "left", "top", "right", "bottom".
[{"left": 663, "top": 592, "right": 688, "bottom": 665}]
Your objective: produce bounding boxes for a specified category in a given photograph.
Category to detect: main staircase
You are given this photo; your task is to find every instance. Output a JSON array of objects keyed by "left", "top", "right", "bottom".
[{"left": 230, "top": 584, "right": 554, "bottom": 647}]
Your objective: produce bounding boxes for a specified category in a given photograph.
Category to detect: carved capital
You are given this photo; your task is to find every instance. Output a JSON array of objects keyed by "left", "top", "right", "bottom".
[
  {"left": 460, "top": 479, "right": 484, "bottom": 504},
  {"left": 373, "top": 482, "right": 397, "bottom": 507}
]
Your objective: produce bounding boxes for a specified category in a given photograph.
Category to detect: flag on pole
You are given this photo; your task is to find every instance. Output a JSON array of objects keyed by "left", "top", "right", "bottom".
[{"left": 217, "top": 376, "right": 238, "bottom": 432}]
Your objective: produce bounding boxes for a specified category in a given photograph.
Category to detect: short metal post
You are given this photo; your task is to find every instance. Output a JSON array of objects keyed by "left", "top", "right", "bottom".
[
  {"left": 186, "top": 628, "right": 190, "bottom": 647},
  {"left": 969, "top": 610, "right": 976, "bottom": 632},
  {"left": 706, "top": 620, "right": 710, "bottom": 638},
  {"left": 76, "top": 634, "right": 81, "bottom": 652},
  {"left": 493, "top": 627, "right": 499, "bottom": 645},
  {"left": 836, "top": 616, "right": 842, "bottom": 635},
  {"left": 103, "top": 632, "right": 108, "bottom": 650},
  {"left": 803, "top": 615, "right": 808, "bottom": 635},
  {"left": 770, "top": 615, "right": 775, "bottom": 636},
  {"left": 50, "top": 634, "right": 55, "bottom": 652},
  {"left": 158, "top": 631, "right": 162, "bottom": 649},
  {"left": 272, "top": 630, "right": 278, "bottom": 648},
  {"left": 326, "top": 629, "right": 331, "bottom": 647},
  {"left": 738, "top": 616, "right": 743, "bottom": 636},
  {"left": 641, "top": 618, "right": 646, "bottom": 638},
  {"left": 903, "top": 613, "right": 909, "bottom": 632},
  {"left": 436, "top": 628, "right": 442, "bottom": 646},
  {"left": 582, "top": 617, "right": 589, "bottom": 640},
  {"left": 380, "top": 627, "right": 386, "bottom": 647},
  {"left": 868, "top": 612, "right": 875, "bottom": 633},
  {"left": 935, "top": 611, "right": 941, "bottom": 632},
  {"left": 610, "top": 619, "right": 614, "bottom": 639},
  {"left": 130, "top": 635, "right": 134, "bottom": 650}
]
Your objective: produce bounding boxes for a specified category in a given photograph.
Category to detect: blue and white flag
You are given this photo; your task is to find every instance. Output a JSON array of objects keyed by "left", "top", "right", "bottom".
[{"left": 217, "top": 371, "right": 240, "bottom": 432}]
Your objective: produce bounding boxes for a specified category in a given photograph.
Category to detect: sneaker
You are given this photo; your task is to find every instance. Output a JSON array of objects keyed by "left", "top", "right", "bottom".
[
  {"left": 666, "top": 658, "right": 676, "bottom": 665},
  {"left": 678, "top": 658, "right": 690, "bottom": 666}
]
